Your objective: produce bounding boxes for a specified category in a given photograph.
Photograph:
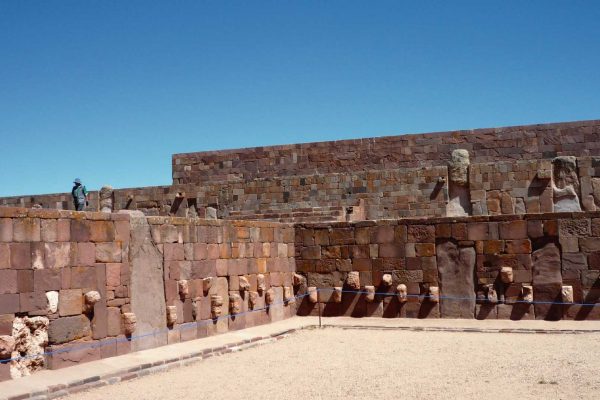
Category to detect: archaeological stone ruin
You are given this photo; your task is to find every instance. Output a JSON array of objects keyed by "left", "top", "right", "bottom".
[{"left": 1, "top": 119, "right": 600, "bottom": 381}]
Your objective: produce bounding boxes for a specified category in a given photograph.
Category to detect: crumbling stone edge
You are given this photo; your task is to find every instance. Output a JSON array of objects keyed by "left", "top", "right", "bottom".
[{"left": 4, "top": 323, "right": 600, "bottom": 400}]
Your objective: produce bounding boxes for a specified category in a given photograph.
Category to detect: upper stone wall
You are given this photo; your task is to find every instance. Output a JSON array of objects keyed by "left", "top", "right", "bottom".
[{"left": 172, "top": 119, "right": 600, "bottom": 184}]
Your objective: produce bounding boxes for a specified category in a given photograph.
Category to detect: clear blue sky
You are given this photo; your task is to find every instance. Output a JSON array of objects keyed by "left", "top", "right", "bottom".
[{"left": 1, "top": 1, "right": 599, "bottom": 197}]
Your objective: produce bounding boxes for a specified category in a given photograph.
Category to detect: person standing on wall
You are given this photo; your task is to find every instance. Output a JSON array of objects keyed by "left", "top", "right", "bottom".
[{"left": 72, "top": 178, "right": 88, "bottom": 211}]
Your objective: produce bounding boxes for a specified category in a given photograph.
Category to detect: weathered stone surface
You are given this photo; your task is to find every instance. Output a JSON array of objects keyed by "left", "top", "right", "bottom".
[
  {"left": 166, "top": 305, "right": 178, "bottom": 326},
  {"left": 229, "top": 293, "right": 242, "bottom": 314},
  {"left": 0, "top": 335, "right": 15, "bottom": 359},
  {"left": 48, "top": 315, "right": 88, "bottom": 345},
  {"left": 381, "top": 273, "right": 393, "bottom": 287},
  {"left": 485, "top": 284, "right": 498, "bottom": 304},
  {"left": 436, "top": 240, "right": 476, "bottom": 318},
  {"left": 283, "top": 286, "right": 295, "bottom": 304},
  {"left": 522, "top": 285, "right": 534, "bottom": 303},
  {"left": 307, "top": 286, "right": 318, "bottom": 303},
  {"left": 331, "top": 287, "right": 342, "bottom": 303},
  {"left": 428, "top": 286, "right": 440, "bottom": 303},
  {"left": 345, "top": 271, "right": 360, "bottom": 290},
  {"left": 122, "top": 312, "right": 136, "bottom": 334},
  {"left": 239, "top": 276, "right": 250, "bottom": 292},
  {"left": 178, "top": 280, "right": 189, "bottom": 299},
  {"left": 500, "top": 266, "right": 513, "bottom": 284},
  {"left": 365, "top": 285, "right": 375, "bottom": 302},
  {"left": 125, "top": 211, "right": 167, "bottom": 351},
  {"left": 248, "top": 291, "right": 259, "bottom": 310},
  {"left": 10, "top": 316, "right": 48, "bottom": 378},
  {"left": 203, "top": 277, "right": 214, "bottom": 294},
  {"left": 561, "top": 285, "right": 574, "bottom": 303},
  {"left": 265, "top": 288, "right": 275, "bottom": 305},
  {"left": 210, "top": 295, "right": 223, "bottom": 318},
  {"left": 59, "top": 289, "right": 82, "bottom": 317},
  {"left": 257, "top": 274, "right": 266, "bottom": 294},
  {"left": 83, "top": 291, "right": 101, "bottom": 314},
  {"left": 552, "top": 156, "right": 581, "bottom": 212},
  {"left": 447, "top": 149, "right": 471, "bottom": 216},
  {"left": 99, "top": 185, "right": 114, "bottom": 213},
  {"left": 396, "top": 284, "right": 408, "bottom": 303},
  {"left": 532, "top": 242, "right": 563, "bottom": 320}
]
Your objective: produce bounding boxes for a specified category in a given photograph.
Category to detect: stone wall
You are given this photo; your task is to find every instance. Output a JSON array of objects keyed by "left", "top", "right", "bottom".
[
  {"left": 294, "top": 212, "right": 600, "bottom": 321},
  {"left": 172, "top": 119, "right": 600, "bottom": 184},
  {"left": 0, "top": 207, "right": 296, "bottom": 382}
]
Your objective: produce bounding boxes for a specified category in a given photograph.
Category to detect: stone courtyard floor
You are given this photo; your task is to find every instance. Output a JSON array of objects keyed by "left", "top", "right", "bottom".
[{"left": 2, "top": 317, "right": 600, "bottom": 400}]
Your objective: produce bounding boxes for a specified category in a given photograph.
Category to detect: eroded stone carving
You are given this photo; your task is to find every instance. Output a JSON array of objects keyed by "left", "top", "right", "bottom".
[
  {"left": 210, "top": 295, "right": 223, "bottom": 319},
  {"left": 522, "top": 285, "right": 534, "bottom": 303},
  {"left": 178, "top": 280, "right": 189, "bottom": 299},
  {"left": 552, "top": 156, "right": 581, "bottom": 212},
  {"left": 561, "top": 285, "right": 574, "bottom": 303},
  {"left": 332, "top": 287, "right": 342, "bottom": 303},
  {"left": 429, "top": 286, "right": 440, "bottom": 303},
  {"left": 396, "top": 284, "right": 408, "bottom": 303},
  {"left": 307, "top": 286, "right": 318, "bottom": 303},
  {"left": 365, "top": 285, "right": 376, "bottom": 302},
  {"left": 229, "top": 293, "right": 242, "bottom": 315},
  {"left": 346, "top": 271, "right": 360, "bottom": 290},
  {"left": 248, "top": 291, "right": 259, "bottom": 310},
  {"left": 0, "top": 335, "right": 15, "bottom": 359},
  {"left": 500, "top": 266, "right": 514, "bottom": 284},
  {"left": 83, "top": 291, "right": 101, "bottom": 314},
  {"left": 257, "top": 274, "right": 267, "bottom": 294},
  {"left": 381, "top": 274, "right": 393, "bottom": 287},
  {"left": 166, "top": 305, "right": 178, "bottom": 326},
  {"left": 283, "top": 286, "right": 295, "bottom": 304},
  {"left": 447, "top": 149, "right": 472, "bottom": 217},
  {"left": 203, "top": 277, "right": 214, "bottom": 294},
  {"left": 10, "top": 317, "right": 49, "bottom": 378},
  {"left": 46, "top": 291, "right": 59, "bottom": 314},
  {"left": 238, "top": 276, "right": 251, "bottom": 292},
  {"left": 293, "top": 273, "right": 306, "bottom": 287},
  {"left": 192, "top": 297, "right": 201, "bottom": 320},
  {"left": 485, "top": 284, "right": 498, "bottom": 304},
  {"left": 99, "top": 185, "right": 114, "bottom": 213},
  {"left": 122, "top": 312, "right": 137, "bottom": 335},
  {"left": 265, "top": 288, "right": 275, "bottom": 305}
]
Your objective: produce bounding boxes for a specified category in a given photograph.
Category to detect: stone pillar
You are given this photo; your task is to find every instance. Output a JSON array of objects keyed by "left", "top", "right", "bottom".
[
  {"left": 99, "top": 185, "right": 114, "bottom": 213},
  {"left": 446, "top": 149, "right": 472, "bottom": 217}
]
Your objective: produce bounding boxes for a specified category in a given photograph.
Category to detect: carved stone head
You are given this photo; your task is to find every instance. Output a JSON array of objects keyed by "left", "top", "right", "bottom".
[
  {"left": 346, "top": 271, "right": 360, "bottom": 290},
  {"left": 229, "top": 293, "right": 242, "bottom": 315},
  {"left": 448, "top": 149, "right": 470, "bottom": 186},
  {"left": 166, "top": 306, "right": 178, "bottom": 326},
  {"left": 396, "top": 284, "right": 408, "bottom": 303},
  {"left": 122, "top": 312, "right": 137, "bottom": 335},
  {"left": 211, "top": 295, "right": 224, "bottom": 319}
]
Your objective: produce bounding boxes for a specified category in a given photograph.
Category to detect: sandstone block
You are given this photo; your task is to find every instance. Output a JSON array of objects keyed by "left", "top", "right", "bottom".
[
  {"left": 365, "top": 285, "right": 375, "bottom": 302},
  {"left": 308, "top": 286, "right": 318, "bottom": 303},
  {"left": 9, "top": 243, "right": 31, "bottom": 269},
  {"left": 13, "top": 218, "right": 41, "bottom": 242},
  {"left": 122, "top": 312, "right": 136, "bottom": 334},
  {"left": 95, "top": 243, "right": 121, "bottom": 263},
  {"left": 166, "top": 305, "right": 178, "bottom": 326},
  {"left": 0, "top": 335, "right": 15, "bottom": 359},
  {"left": 59, "top": 289, "right": 83, "bottom": 316},
  {"left": 83, "top": 291, "right": 101, "bottom": 314},
  {"left": 428, "top": 286, "right": 440, "bottom": 303},
  {"left": 48, "top": 315, "right": 91, "bottom": 344},
  {"left": 499, "top": 220, "right": 528, "bottom": 240},
  {"left": 44, "top": 242, "right": 71, "bottom": 269}
]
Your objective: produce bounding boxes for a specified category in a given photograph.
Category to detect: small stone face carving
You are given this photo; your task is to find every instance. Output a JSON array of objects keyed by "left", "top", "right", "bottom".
[
  {"left": 307, "top": 286, "right": 318, "bottom": 303},
  {"left": 346, "top": 271, "right": 360, "bottom": 290},
  {"left": 192, "top": 297, "right": 201, "bottom": 320},
  {"left": 293, "top": 273, "right": 306, "bottom": 287},
  {"left": 485, "top": 284, "right": 498, "bottom": 304},
  {"left": 10, "top": 317, "right": 49, "bottom": 378},
  {"left": 265, "top": 288, "right": 275, "bottom": 305},
  {"left": 365, "top": 285, "right": 376, "bottom": 302},
  {"left": 211, "top": 295, "right": 223, "bottom": 319},
  {"left": 500, "top": 267, "right": 514, "bottom": 284},
  {"left": 257, "top": 274, "right": 267, "bottom": 294},
  {"left": 429, "top": 286, "right": 440, "bottom": 303},
  {"left": 248, "top": 291, "right": 259, "bottom": 310},
  {"left": 99, "top": 185, "right": 114, "bottom": 213},
  {"left": 230, "top": 293, "right": 242, "bottom": 315},
  {"left": 238, "top": 276, "right": 251, "bottom": 292},
  {"left": 522, "top": 285, "right": 534, "bottom": 303},
  {"left": 396, "top": 284, "right": 408, "bottom": 303},
  {"left": 203, "top": 277, "right": 214, "bottom": 294},
  {"left": 166, "top": 305, "right": 178, "bottom": 326},
  {"left": 83, "top": 291, "right": 101, "bottom": 313},
  {"left": 552, "top": 156, "right": 582, "bottom": 212},
  {"left": 449, "top": 149, "right": 470, "bottom": 186},
  {"left": 332, "top": 287, "right": 342, "bottom": 303},
  {"left": 283, "top": 286, "right": 295, "bottom": 304},
  {"left": 561, "top": 285, "right": 574, "bottom": 303},
  {"left": 122, "top": 312, "right": 137, "bottom": 335},
  {"left": 381, "top": 274, "right": 393, "bottom": 287},
  {"left": 46, "top": 291, "right": 59, "bottom": 314},
  {"left": 178, "top": 280, "right": 189, "bottom": 299},
  {"left": 0, "top": 335, "right": 15, "bottom": 359}
]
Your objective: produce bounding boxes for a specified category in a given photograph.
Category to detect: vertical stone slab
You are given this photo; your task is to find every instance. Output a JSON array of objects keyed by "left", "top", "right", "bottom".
[
  {"left": 552, "top": 156, "right": 582, "bottom": 212},
  {"left": 436, "top": 240, "right": 476, "bottom": 318},
  {"left": 125, "top": 211, "right": 167, "bottom": 350},
  {"left": 446, "top": 149, "right": 472, "bottom": 217},
  {"left": 532, "top": 242, "right": 563, "bottom": 320}
]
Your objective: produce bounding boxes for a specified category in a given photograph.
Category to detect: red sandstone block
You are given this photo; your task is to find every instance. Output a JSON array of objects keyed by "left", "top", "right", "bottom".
[
  {"left": 505, "top": 239, "right": 532, "bottom": 254},
  {"left": 34, "top": 269, "right": 62, "bottom": 291},
  {"left": 415, "top": 243, "right": 435, "bottom": 257},
  {"left": 371, "top": 225, "right": 395, "bottom": 244},
  {"left": 164, "top": 243, "right": 185, "bottom": 261},
  {"left": 543, "top": 220, "right": 558, "bottom": 236},
  {"left": 44, "top": 242, "right": 71, "bottom": 269},
  {"left": 0, "top": 270, "right": 17, "bottom": 294},
  {"left": 9, "top": 242, "right": 31, "bottom": 269},
  {"left": 46, "top": 341, "right": 101, "bottom": 370},
  {"left": 89, "top": 220, "right": 116, "bottom": 242},
  {"left": 407, "top": 225, "right": 435, "bottom": 243},
  {"left": 71, "top": 266, "right": 97, "bottom": 289},
  {"left": 106, "top": 263, "right": 121, "bottom": 287},
  {"left": 379, "top": 243, "right": 404, "bottom": 258},
  {"left": 20, "top": 291, "right": 47, "bottom": 314},
  {"left": 499, "top": 220, "right": 527, "bottom": 239},
  {"left": 513, "top": 269, "right": 532, "bottom": 283},
  {"left": 70, "top": 219, "right": 91, "bottom": 242},
  {"left": 215, "top": 259, "right": 228, "bottom": 276},
  {"left": 0, "top": 294, "right": 19, "bottom": 314},
  {"left": 0, "top": 218, "right": 12, "bottom": 242},
  {"left": 467, "top": 223, "right": 489, "bottom": 241},
  {"left": 207, "top": 244, "right": 219, "bottom": 259},
  {"left": 17, "top": 270, "right": 33, "bottom": 292},
  {"left": 12, "top": 218, "right": 41, "bottom": 242},
  {"left": 219, "top": 243, "right": 232, "bottom": 259},
  {"left": 114, "top": 220, "right": 130, "bottom": 243},
  {"left": 75, "top": 242, "right": 96, "bottom": 266},
  {"left": 193, "top": 243, "right": 208, "bottom": 260},
  {"left": 0, "top": 244, "right": 8, "bottom": 269},
  {"left": 95, "top": 243, "right": 122, "bottom": 263},
  {"left": 527, "top": 220, "right": 544, "bottom": 238},
  {"left": 329, "top": 228, "right": 354, "bottom": 245},
  {"left": 59, "top": 289, "right": 83, "bottom": 316}
]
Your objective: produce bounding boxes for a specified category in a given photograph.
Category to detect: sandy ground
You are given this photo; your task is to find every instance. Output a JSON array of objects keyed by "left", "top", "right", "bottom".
[{"left": 64, "top": 327, "right": 600, "bottom": 400}]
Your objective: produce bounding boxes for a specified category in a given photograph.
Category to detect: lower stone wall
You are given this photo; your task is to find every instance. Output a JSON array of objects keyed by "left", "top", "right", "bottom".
[
  {"left": 294, "top": 212, "right": 600, "bottom": 321},
  {"left": 0, "top": 207, "right": 296, "bottom": 382}
]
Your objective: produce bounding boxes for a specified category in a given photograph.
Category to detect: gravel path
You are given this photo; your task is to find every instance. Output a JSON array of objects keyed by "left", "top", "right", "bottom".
[{"left": 64, "top": 327, "right": 600, "bottom": 400}]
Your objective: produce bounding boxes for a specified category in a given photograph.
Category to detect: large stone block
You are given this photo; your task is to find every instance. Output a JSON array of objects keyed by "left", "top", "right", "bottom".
[
  {"left": 48, "top": 315, "right": 91, "bottom": 344},
  {"left": 0, "top": 244, "right": 8, "bottom": 269},
  {"left": 59, "top": 289, "right": 83, "bottom": 316},
  {"left": 13, "top": 218, "right": 41, "bottom": 242},
  {"left": 436, "top": 240, "right": 476, "bottom": 318},
  {"left": 95, "top": 243, "right": 122, "bottom": 263},
  {"left": 46, "top": 341, "right": 101, "bottom": 370},
  {"left": 0, "top": 218, "right": 13, "bottom": 242},
  {"left": 44, "top": 242, "right": 71, "bottom": 269},
  {"left": 0, "top": 270, "right": 17, "bottom": 294},
  {"left": 34, "top": 269, "right": 62, "bottom": 292},
  {"left": 9, "top": 243, "right": 31, "bottom": 269},
  {"left": 0, "top": 294, "right": 19, "bottom": 314}
]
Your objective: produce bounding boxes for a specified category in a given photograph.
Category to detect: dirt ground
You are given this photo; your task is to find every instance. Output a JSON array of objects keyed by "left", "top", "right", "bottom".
[{"left": 64, "top": 327, "right": 600, "bottom": 400}]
